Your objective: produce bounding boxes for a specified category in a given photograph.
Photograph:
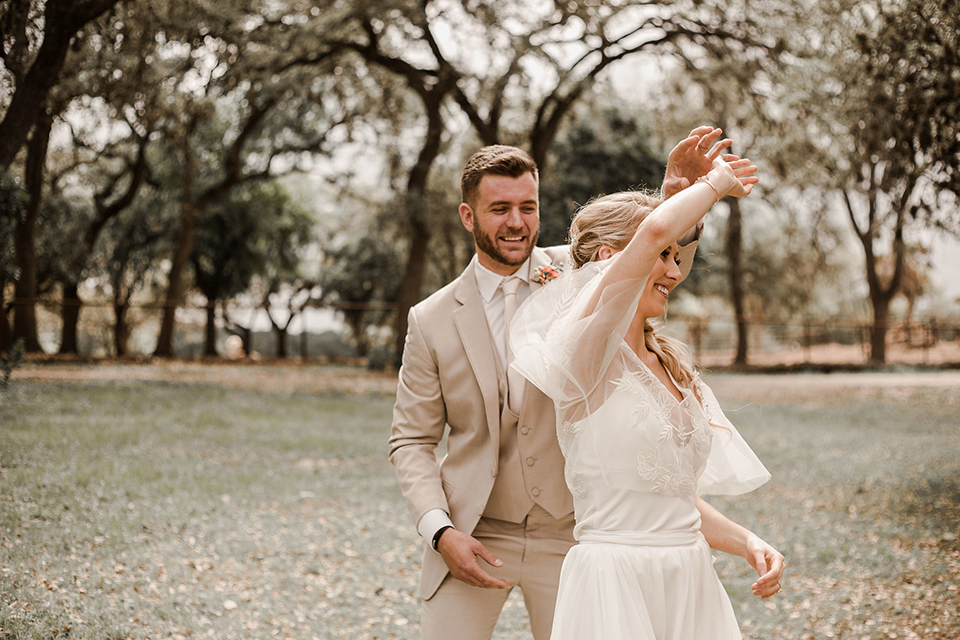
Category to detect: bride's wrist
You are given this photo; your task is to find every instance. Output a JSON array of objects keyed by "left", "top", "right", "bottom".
[
  {"left": 704, "top": 168, "right": 738, "bottom": 199},
  {"left": 695, "top": 174, "right": 722, "bottom": 205}
]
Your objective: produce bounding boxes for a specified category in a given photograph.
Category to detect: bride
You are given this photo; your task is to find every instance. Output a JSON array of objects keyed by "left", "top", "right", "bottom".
[{"left": 511, "top": 152, "right": 785, "bottom": 639}]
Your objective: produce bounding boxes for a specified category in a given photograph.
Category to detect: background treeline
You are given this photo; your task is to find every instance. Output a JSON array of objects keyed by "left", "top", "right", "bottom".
[{"left": 0, "top": 0, "right": 957, "bottom": 367}]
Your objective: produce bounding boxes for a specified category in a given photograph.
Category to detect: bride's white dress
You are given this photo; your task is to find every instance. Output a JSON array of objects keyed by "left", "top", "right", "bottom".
[{"left": 511, "top": 259, "right": 770, "bottom": 640}]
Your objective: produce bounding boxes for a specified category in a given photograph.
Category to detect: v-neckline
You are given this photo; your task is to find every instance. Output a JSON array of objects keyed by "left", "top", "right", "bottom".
[{"left": 623, "top": 341, "right": 687, "bottom": 405}]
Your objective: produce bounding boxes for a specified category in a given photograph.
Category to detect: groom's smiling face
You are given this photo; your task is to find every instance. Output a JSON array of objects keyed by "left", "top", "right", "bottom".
[{"left": 459, "top": 172, "right": 540, "bottom": 276}]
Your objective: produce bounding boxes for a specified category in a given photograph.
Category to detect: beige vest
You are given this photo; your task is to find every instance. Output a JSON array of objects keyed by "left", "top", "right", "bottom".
[{"left": 484, "top": 346, "right": 560, "bottom": 522}]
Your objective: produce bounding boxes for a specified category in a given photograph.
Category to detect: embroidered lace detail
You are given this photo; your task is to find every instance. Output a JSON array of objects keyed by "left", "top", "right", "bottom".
[
  {"left": 637, "top": 447, "right": 696, "bottom": 497},
  {"left": 630, "top": 359, "right": 713, "bottom": 501},
  {"left": 557, "top": 419, "right": 582, "bottom": 456},
  {"left": 613, "top": 375, "right": 651, "bottom": 423},
  {"left": 543, "top": 284, "right": 578, "bottom": 347},
  {"left": 567, "top": 470, "right": 587, "bottom": 498}
]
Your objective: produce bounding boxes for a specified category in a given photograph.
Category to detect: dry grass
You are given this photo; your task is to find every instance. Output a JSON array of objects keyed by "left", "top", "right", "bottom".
[{"left": 2, "top": 365, "right": 959, "bottom": 639}]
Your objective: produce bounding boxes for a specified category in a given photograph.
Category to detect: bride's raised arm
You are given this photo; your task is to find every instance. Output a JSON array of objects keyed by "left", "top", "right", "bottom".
[
  {"left": 511, "top": 155, "right": 759, "bottom": 412},
  {"left": 583, "top": 155, "right": 758, "bottom": 319}
]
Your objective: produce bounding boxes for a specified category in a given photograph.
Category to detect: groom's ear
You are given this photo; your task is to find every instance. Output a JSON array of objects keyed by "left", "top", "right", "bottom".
[{"left": 458, "top": 203, "right": 475, "bottom": 232}]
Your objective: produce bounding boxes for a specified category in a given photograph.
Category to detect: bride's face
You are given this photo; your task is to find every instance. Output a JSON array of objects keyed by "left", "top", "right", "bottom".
[{"left": 636, "top": 243, "right": 683, "bottom": 320}]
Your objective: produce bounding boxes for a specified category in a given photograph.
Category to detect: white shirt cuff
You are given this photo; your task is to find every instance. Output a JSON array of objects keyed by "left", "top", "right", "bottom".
[{"left": 417, "top": 508, "right": 454, "bottom": 543}]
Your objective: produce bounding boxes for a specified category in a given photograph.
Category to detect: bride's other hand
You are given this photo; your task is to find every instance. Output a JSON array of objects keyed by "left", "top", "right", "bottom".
[
  {"left": 745, "top": 533, "right": 786, "bottom": 599},
  {"left": 661, "top": 125, "right": 733, "bottom": 198},
  {"left": 707, "top": 155, "right": 759, "bottom": 199}
]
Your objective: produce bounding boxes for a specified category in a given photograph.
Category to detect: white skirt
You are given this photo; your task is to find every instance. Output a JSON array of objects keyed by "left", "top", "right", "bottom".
[{"left": 550, "top": 531, "right": 742, "bottom": 640}]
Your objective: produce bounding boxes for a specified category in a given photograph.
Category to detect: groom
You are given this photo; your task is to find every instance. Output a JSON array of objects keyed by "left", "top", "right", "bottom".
[{"left": 389, "top": 129, "right": 731, "bottom": 640}]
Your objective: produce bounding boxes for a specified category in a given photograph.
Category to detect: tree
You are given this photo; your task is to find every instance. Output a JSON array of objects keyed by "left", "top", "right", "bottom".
[
  {"left": 5, "top": 0, "right": 160, "bottom": 354},
  {"left": 319, "top": 232, "right": 403, "bottom": 359},
  {"left": 47, "top": 127, "right": 151, "bottom": 354},
  {"left": 97, "top": 201, "right": 174, "bottom": 357},
  {"left": 325, "top": 0, "right": 782, "bottom": 361},
  {"left": 838, "top": 0, "right": 959, "bottom": 363},
  {"left": 11, "top": 109, "right": 52, "bottom": 352},
  {"left": 771, "top": 0, "right": 960, "bottom": 363},
  {"left": 149, "top": 2, "right": 354, "bottom": 357},
  {"left": 539, "top": 103, "right": 665, "bottom": 247},
  {"left": 0, "top": 0, "right": 122, "bottom": 168},
  {"left": 45, "top": 1, "right": 168, "bottom": 355},
  {"left": 191, "top": 181, "right": 315, "bottom": 357}
]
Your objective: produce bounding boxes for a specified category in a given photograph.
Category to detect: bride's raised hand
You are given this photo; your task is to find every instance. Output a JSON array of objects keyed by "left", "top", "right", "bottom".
[{"left": 709, "top": 155, "right": 759, "bottom": 198}]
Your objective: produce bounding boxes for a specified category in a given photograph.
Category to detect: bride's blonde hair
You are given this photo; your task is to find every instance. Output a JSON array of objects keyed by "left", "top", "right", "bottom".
[{"left": 569, "top": 191, "right": 705, "bottom": 406}]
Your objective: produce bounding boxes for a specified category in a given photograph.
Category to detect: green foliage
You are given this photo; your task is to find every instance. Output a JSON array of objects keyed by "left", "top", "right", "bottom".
[
  {"left": 99, "top": 199, "right": 175, "bottom": 301},
  {"left": 191, "top": 181, "right": 315, "bottom": 303},
  {"left": 0, "top": 169, "right": 25, "bottom": 282},
  {"left": 320, "top": 232, "right": 404, "bottom": 357},
  {"left": 840, "top": 0, "right": 960, "bottom": 206},
  {"left": 539, "top": 107, "right": 665, "bottom": 247}
]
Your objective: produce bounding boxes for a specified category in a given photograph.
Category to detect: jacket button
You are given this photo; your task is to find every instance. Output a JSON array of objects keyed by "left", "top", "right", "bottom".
[
  {"left": 520, "top": 426, "right": 530, "bottom": 435},
  {"left": 531, "top": 488, "right": 541, "bottom": 497},
  {"left": 490, "top": 467, "right": 497, "bottom": 477},
  {"left": 526, "top": 457, "right": 535, "bottom": 466}
]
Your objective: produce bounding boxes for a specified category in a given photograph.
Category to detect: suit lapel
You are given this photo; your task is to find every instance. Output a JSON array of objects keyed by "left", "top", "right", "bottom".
[{"left": 454, "top": 259, "right": 502, "bottom": 450}]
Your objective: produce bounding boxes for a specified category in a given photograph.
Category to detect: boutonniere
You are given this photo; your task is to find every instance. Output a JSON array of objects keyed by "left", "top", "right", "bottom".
[{"left": 532, "top": 264, "right": 563, "bottom": 285}]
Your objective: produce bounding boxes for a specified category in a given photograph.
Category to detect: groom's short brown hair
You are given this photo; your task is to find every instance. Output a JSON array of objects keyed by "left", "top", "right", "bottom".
[{"left": 460, "top": 145, "right": 539, "bottom": 209}]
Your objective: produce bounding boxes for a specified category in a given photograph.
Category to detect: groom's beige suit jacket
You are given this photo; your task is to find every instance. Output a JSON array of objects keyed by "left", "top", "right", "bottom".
[{"left": 389, "top": 245, "right": 574, "bottom": 599}]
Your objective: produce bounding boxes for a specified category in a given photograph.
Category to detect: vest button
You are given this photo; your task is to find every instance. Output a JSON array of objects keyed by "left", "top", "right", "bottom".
[
  {"left": 531, "top": 488, "right": 541, "bottom": 497},
  {"left": 520, "top": 426, "right": 530, "bottom": 435},
  {"left": 490, "top": 467, "right": 497, "bottom": 477},
  {"left": 526, "top": 457, "right": 535, "bottom": 466}
]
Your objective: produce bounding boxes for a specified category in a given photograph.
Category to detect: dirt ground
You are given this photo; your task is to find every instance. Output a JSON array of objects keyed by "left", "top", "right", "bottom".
[
  {"left": 11, "top": 355, "right": 960, "bottom": 405},
  {"left": 11, "top": 358, "right": 401, "bottom": 396}
]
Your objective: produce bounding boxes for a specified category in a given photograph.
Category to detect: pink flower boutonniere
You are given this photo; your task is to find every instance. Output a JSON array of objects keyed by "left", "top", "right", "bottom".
[{"left": 532, "top": 264, "right": 563, "bottom": 285}]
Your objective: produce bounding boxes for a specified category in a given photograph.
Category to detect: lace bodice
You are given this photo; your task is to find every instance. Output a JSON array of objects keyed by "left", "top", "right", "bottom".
[{"left": 511, "top": 259, "right": 770, "bottom": 539}]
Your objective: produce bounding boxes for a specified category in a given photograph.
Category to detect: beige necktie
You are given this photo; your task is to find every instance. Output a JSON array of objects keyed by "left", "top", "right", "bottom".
[{"left": 502, "top": 276, "right": 524, "bottom": 414}]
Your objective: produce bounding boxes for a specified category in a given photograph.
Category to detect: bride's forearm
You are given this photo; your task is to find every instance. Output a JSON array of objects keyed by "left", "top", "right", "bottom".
[
  {"left": 696, "top": 496, "right": 753, "bottom": 559},
  {"left": 583, "top": 174, "right": 724, "bottom": 316}
]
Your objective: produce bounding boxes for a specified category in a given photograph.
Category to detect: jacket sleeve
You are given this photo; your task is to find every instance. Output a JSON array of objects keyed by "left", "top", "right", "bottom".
[{"left": 388, "top": 305, "right": 450, "bottom": 528}]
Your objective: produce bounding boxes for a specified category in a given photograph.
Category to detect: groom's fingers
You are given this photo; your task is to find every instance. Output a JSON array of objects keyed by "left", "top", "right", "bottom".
[
  {"left": 469, "top": 542, "right": 511, "bottom": 589},
  {"left": 439, "top": 531, "right": 511, "bottom": 589}
]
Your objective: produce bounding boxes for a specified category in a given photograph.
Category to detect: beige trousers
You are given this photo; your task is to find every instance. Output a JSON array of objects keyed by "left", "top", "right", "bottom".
[{"left": 420, "top": 505, "right": 576, "bottom": 640}]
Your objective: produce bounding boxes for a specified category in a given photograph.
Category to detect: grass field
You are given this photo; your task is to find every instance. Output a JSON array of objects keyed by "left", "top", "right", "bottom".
[{"left": 1, "top": 368, "right": 959, "bottom": 639}]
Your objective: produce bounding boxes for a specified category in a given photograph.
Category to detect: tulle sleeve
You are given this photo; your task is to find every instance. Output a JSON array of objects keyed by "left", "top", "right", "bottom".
[
  {"left": 510, "top": 258, "right": 647, "bottom": 410},
  {"left": 697, "top": 382, "right": 771, "bottom": 496}
]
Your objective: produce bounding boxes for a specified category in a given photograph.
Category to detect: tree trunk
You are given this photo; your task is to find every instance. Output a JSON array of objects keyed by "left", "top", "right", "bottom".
[
  {"left": 726, "top": 197, "right": 748, "bottom": 366},
  {"left": 392, "top": 222, "right": 431, "bottom": 364},
  {"left": 300, "top": 319, "right": 309, "bottom": 359},
  {"left": 113, "top": 301, "right": 130, "bottom": 357},
  {"left": 155, "top": 204, "right": 199, "bottom": 357},
  {"left": 0, "top": 275, "right": 10, "bottom": 351},
  {"left": 868, "top": 294, "right": 890, "bottom": 365},
  {"left": 274, "top": 326, "right": 287, "bottom": 358},
  {"left": 13, "top": 111, "right": 52, "bottom": 353},
  {"left": 59, "top": 279, "right": 81, "bottom": 354},
  {"left": 391, "top": 95, "right": 445, "bottom": 365},
  {"left": 204, "top": 301, "right": 218, "bottom": 357}
]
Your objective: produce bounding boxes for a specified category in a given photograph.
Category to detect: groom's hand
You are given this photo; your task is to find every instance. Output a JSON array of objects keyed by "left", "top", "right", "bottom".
[{"left": 436, "top": 529, "right": 511, "bottom": 589}]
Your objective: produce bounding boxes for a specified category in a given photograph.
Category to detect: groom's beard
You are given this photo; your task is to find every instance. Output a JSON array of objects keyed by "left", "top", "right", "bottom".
[{"left": 473, "top": 223, "right": 539, "bottom": 268}]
